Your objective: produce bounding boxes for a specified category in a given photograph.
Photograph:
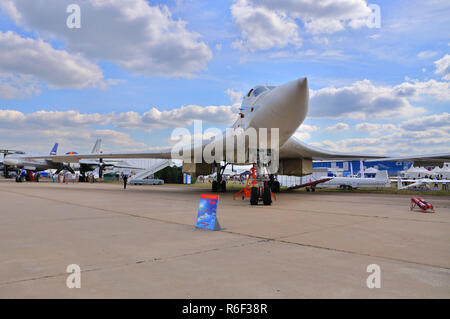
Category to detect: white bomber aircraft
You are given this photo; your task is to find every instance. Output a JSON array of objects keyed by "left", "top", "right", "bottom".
[{"left": 27, "top": 78, "right": 450, "bottom": 205}]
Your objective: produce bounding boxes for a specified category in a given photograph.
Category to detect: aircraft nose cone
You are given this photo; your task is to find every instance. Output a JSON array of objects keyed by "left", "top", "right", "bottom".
[
  {"left": 281, "top": 77, "right": 309, "bottom": 122},
  {"left": 252, "top": 77, "right": 309, "bottom": 145}
]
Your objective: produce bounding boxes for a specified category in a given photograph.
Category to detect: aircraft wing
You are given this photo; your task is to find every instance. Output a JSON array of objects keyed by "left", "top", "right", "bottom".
[
  {"left": 27, "top": 149, "right": 173, "bottom": 163},
  {"left": 279, "top": 136, "right": 384, "bottom": 160},
  {"left": 24, "top": 135, "right": 448, "bottom": 165},
  {"left": 27, "top": 135, "right": 385, "bottom": 164}
]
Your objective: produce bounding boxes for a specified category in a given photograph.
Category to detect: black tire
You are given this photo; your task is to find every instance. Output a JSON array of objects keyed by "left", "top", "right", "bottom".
[
  {"left": 311, "top": 186, "right": 315, "bottom": 192},
  {"left": 263, "top": 183, "right": 272, "bottom": 205},
  {"left": 271, "top": 181, "right": 280, "bottom": 193},
  {"left": 220, "top": 180, "right": 226, "bottom": 192},
  {"left": 250, "top": 187, "right": 258, "bottom": 205},
  {"left": 15, "top": 176, "right": 19, "bottom": 183},
  {"left": 212, "top": 180, "right": 218, "bottom": 192},
  {"left": 340, "top": 185, "right": 345, "bottom": 190},
  {"left": 35, "top": 175, "right": 39, "bottom": 183}
]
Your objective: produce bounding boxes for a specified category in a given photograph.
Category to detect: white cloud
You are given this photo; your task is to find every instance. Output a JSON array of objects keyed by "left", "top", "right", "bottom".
[
  {"left": 434, "top": 54, "right": 450, "bottom": 80},
  {"left": 393, "top": 79, "right": 450, "bottom": 101},
  {"left": 230, "top": 0, "right": 373, "bottom": 50},
  {"left": 355, "top": 123, "right": 398, "bottom": 135},
  {"left": 417, "top": 50, "right": 437, "bottom": 59},
  {"left": 225, "top": 89, "right": 243, "bottom": 104},
  {"left": 399, "top": 112, "right": 450, "bottom": 131},
  {"left": 0, "top": 73, "right": 40, "bottom": 99},
  {"left": 311, "top": 127, "right": 450, "bottom": 156},
  {"left": 309, "top": 79, "right": 450, "bottom": 120},
  {"left": 304, "top": 18, "right": 345, "bottom": 35},
  {"left": 231, "top": 0, "right": 302, "bottom": 51},
  {"left": 0, "top": 31, "right": 107, "bottom": 91},
  {"left": 312, "top": 114, "right": 450, "bottom": 155},
  {"left": 1, "top": 0, "right": 212, "bottom": 78},
  {"left": 114, "top": 104, "right": 240, "bottom": 131},
  {"left": 293, "top": 124, "right": 319, "bottom": 140},
  {"left": 309, "top": 79, "right": 426, "bottom": 119},
  {"left": 0, "top": 105, "right": 241, "bottom": 152},
  {"left": 0, "top": 109, "right": 112, "bottom": 129},
  {"left": 325, "top": 122, "right": 349, "bottom": 131}
]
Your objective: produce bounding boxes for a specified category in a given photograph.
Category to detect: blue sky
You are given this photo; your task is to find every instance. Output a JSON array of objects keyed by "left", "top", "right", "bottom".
[{"left": 0, "top": 0, "right": 448, "bottom": 155}]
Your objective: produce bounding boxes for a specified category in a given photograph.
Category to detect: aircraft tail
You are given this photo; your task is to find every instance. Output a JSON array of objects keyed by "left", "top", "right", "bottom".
[
  {"left": 50, "top": 143, "right": 58, "bottom": 155},
  {"left": 91, "top": 138, "right": 102, "bottom": 154}
]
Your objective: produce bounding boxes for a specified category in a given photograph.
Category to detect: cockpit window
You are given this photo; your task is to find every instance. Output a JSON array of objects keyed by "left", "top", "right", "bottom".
[
  {"left": 252, "top": 86, "right": 267, "bottom": 97},
  {"left": 15, "top": 151, "right": 25, "bottom": 154},
  {"left": 247, "top": 88, "right": 253, "bottom": 97}
]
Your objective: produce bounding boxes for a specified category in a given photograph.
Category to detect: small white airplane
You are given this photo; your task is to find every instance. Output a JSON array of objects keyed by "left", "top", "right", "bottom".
[
  {"left": 26, "top": 78, "right": 450, "bottom": 205},
  {"left": 316, "top": 170, "right": 391, "bottom": 190},
  {"left": 396, "top": 177, "right": 450, "bottom": 190}
]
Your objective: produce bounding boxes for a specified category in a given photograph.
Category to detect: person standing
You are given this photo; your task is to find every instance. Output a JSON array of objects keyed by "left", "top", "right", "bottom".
[{"left": 123, "top": 173, "right": 128, "bottom": 189}]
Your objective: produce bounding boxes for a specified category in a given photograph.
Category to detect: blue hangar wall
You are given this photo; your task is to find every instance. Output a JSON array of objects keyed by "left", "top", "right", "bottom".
[{"left": 313, "top": 161, "right": 413, "bottom": 176}]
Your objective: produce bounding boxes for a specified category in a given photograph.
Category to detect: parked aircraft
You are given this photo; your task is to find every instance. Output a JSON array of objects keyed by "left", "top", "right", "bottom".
[
  {"left": 396, "top": 177, "right": 450, "bottom": 191},
  {"left": 1, "top": 143, "right": 62, "bottom": 181},
  {"left": 62, "top": 139, "right": 140, "bottom": 181},
  {"left": 316, "top": 170, "right": 391, "bottom": 190},
  {"left": 26, "top": 78, "right": 450, "bottom": 205}
]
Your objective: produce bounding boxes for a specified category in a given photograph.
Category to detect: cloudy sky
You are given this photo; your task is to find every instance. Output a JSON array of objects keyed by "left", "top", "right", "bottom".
[{"left": 0, "top": 0, "right": 449, "bottom": 155}]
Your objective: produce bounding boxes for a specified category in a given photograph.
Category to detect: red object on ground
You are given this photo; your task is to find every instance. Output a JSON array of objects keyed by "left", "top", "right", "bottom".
[
  {"left": 410, "top": 197, "right": 434, "bottom": 213},
  {"left": 233, "top": 165, "right": 276, "bottom": 201}
]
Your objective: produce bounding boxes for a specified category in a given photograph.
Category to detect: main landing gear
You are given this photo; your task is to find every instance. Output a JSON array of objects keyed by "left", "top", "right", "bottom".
[
  {"left": 211, "top": 162, "right": 227, "bottom": 193},
  {"left": 15, "top": 170, "right": 39, "bottom": 182}
]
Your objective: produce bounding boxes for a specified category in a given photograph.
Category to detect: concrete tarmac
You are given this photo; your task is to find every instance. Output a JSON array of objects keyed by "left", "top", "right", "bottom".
[{"left": 0, "top": 180, "right": 449, "bottom": 298}]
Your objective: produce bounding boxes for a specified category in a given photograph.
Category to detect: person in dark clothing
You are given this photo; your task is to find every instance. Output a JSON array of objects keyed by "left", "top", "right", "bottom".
[{"left": 123, "top": 174, "right": 128, "bottom": 189}]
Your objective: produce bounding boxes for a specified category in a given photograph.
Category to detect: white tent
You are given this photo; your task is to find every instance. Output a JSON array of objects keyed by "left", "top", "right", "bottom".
[{"left": 404, "top": 166, "right": 431, "bottom": 179}]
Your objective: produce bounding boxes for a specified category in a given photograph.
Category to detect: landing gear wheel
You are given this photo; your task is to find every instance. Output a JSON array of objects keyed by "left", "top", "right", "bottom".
[
  {"left": 15, "top": 176, "right": 20, "bottom": 183},
  {"left": 271, "top": 181, "right": 280, "bottom": 193},
  {"left": 35, "top": 175, "right": 39, "bottom": 183},
  {"left": 220, "top": 180, "right": 226, "bottom": 192},
  {"left": 263, "top": 183, "right": 272, "bottom": 205},
  {"left": 311, "top": 186, "right": 315, "bottom": 192},
  {"left": 212, "top": 180, "right": 218, "bottom": 192},
  {"left": 250, "top": 187, "right": 259, "bottom": 205}
]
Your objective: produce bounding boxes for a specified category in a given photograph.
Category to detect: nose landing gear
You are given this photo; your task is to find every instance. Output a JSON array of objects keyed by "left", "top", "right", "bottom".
[{"left": 234, "top": 164, "right": 277, "bottom": 206}]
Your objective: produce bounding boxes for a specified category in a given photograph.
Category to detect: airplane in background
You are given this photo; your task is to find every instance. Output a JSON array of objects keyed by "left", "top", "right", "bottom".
[
  {"left": 396, "top": 177, "right": 450, "bottom": 191},
  {"left": 63, "top": 139, "right": 142, "bottom": 181},
  {"left": 316, "top": 170, "right": 391, "bottom": 190},
  {"left": 26, "top": 78, "right": 450, "bottom": 205},
  {"left": 1, "top": 139, "right": 140, "bottom": 182},
  {"left": 1, "top": 143, "right": 62, "bottom": 181}
]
